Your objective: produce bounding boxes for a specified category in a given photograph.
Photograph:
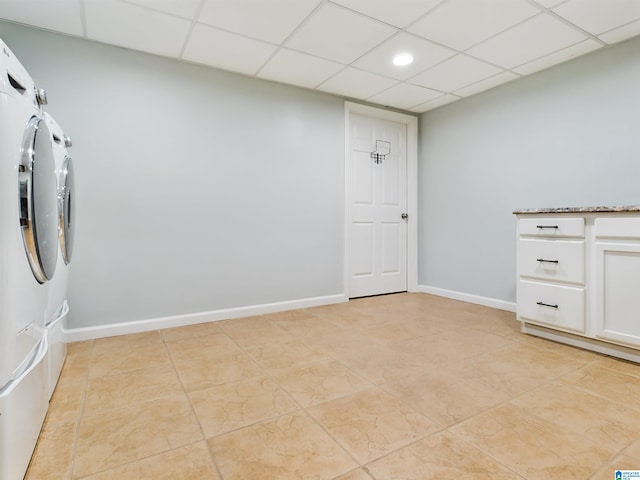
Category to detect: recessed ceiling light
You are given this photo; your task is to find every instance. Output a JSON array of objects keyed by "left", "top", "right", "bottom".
[{"left": 393, "top": 52, "right": 414, "bottom": 66}]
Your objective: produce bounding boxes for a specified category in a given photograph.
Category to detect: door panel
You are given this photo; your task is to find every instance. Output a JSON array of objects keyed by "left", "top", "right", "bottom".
[
  {"left": 349, "top": 114, "right": 407, "bottom": 298},
  {"left": 381, "top": 222, "right": 401, "bottom": 274},
  {"left": 353, "top": 151, "right": 374, "bottom": 205},
  {"left": 382, "top": 158, "right": 400, "bottom": 206},
  {"left": 351, "top": 223, "right": 374, "bottom": 277}
]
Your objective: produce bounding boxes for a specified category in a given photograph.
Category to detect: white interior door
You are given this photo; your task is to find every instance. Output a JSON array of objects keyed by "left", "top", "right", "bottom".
[{"left": 348, "top": 113, "right": 407, "bottom": 298}]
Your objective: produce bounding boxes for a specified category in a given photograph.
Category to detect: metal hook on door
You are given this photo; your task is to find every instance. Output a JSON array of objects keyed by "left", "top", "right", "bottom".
[{"left": 370, "top": 140, "right": 391, "bottom": 164}]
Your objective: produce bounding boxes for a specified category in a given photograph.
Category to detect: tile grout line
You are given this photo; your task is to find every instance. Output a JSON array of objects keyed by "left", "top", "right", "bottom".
[
  {"left": 161, "top": 332, "right": 227, "bottom": 480},
  {"left": 72, "top": 335, "right": 207, "bottom": 479},
  {"left": 555, "top": 368, "right": 640, "bottom": 416},
  {"left": 67, "top": 338, "right": 95, "bottom": 480},
  {"left": 69, "top": 340, "right": 96, "bottom": 478},
  {"left": 443, "top": 428, "right": 527, "bottom": 479},
  {"left": 438, "top": 360, "right": 627, "bottom": 479},
  {"left": 220, "top": 313, "right": 441, "bottom": 473},
  {"left": 286, "top": 307, "right": 523, "bottom": 472},
  {"left": 216, "top": 319, "right": 366, "bottom": 474},
  {"left": 211, "top": 320, "right": 317, "bottom": 476},
  {"left": 30, "top": 294, "right": 640, "bottom": 478},
  {"left": 230, "top": 315, "right": 457, "bottom": 474}
]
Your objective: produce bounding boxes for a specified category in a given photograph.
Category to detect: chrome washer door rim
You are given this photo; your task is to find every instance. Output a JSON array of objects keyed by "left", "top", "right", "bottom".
[
  {"left": 19, "top": 116, "right": 58, "bottom": 283},
  {"left": 59, "top": 156, "right": 74, "bottom": 265}
]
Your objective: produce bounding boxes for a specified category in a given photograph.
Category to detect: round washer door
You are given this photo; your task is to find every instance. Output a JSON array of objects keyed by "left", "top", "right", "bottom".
[
  {"left": 59, "top": 156, "right": 75, "bottom": 264},
  {"left": 19, "top": 116, "right": 58, "bottom": 283}
]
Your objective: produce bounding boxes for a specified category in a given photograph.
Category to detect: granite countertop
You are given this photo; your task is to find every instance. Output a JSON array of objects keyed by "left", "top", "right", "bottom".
[{"left": 513, "top": 205, "right": 640, "bottom": 214}]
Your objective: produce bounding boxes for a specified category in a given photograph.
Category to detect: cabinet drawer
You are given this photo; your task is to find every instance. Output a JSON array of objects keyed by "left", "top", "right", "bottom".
[
  {"left": 519, "top": 217, "right": 584, "bottom": 238},
  {"left": 595, "top": 217, "right": 640, "bottom": 239},
  {"left": 518, "top": 280, "right": 585, "bottom": 333},
  {"left": 517, "top": 239, "right": 584, "bottom": 284}
]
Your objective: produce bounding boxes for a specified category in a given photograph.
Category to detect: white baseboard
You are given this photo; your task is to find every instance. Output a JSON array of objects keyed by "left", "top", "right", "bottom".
[
  {"left": 64, "top": 293, "right": 348, "bottom": 342},
  {"left": 64, "top": 288, "right": 515, "bottom": 342},
  {"left": 418, "top": 285, "right": 516, "bottom": 312}
]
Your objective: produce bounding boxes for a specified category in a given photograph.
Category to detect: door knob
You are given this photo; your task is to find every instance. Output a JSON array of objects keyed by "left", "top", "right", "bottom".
[{"left": 401, "top": 213, "right": 408, "bottom": 220}]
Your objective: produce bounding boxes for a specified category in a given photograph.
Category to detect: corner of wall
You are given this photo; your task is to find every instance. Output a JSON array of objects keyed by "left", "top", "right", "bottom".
[{"left": 417, "top": 285, "right": 516, "bottom": 312}]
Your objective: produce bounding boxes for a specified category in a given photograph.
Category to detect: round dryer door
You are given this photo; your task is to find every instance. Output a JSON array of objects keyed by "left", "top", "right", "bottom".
[
  {"left": 19, "top": 116, "right": 58, "bottom": 283},
  {"left": 59, "top": 156, "right": 75, "bottom": 264}
]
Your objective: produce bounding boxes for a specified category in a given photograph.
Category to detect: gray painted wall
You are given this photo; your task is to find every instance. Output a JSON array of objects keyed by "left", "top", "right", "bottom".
[
  {"left": 1, "top": 22, "right": 345, "bottom": 329},
  {"left": 4, "top": 20, "right": 640, "bottom": 328},
  {"left": 418, "top": 35, "right": 640, "bottom": 303}
]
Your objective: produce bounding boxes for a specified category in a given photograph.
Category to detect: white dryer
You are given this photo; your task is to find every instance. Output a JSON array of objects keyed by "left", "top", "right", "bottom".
[
  {"left": 0, "top": 38, "right": 56, "bottom": 480},
  {"left": 43, "top": 112, "right": 74, "bottom": 400}
]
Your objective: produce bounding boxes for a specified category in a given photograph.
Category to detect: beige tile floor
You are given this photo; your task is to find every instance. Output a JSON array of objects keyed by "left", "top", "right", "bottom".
[{"left": 25, "top": 293, "right": 640, "bottom": 479}]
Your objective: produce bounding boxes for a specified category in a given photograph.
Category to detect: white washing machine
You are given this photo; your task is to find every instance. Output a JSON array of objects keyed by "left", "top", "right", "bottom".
[
  {"left": 43, "top": 112, "right": 73, "bottom": 400},
  {"left": 0, "top": 38, "right": 57, "bottom": 480}
]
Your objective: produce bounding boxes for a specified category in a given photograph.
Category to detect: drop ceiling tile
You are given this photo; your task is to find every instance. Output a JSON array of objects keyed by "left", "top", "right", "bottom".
[
  {"left": 198, "top": 0, "right": 320, "bottom": 44},
  {"left": 467, "top": 13, "right": 587, "bottom": 68},
  {"left": 553, "top": 0, "right": 640, "bottom": 35},
  {"left": 409, "top": 94, "right": 461, "bottom": 113},
  {"left": 183, "top": 24, "right": 277, "bottom": 75},
  {"left": 353, "top": 32, "right": 456, "bottom": 80},
  {"left": 533, "top": 0, "right": 567, "bottom": 7},
  {"left": 329, "top": 0, "right": 444, "bottom": 28},
  {"left": 125, "top": 0, "right": 201, "bottom": 19},
  {"left": 598, "top": 18, "right": 640, "bottom": 44},
  {"left": 316, "top": 67, "right": 398, "bottom": 99},
  {"left": 407, "top": 0, "right": 540, "bottom": 51},
  {"left": 285, "top": 3, "right": 397, "bottom": 64},
  {"left": 454, "top": 71, "right": 519, "bottom": 97},
  {"left": 513, "top": 38, "right": 601, "bottom": 75},
  {"left": 409, "top": 54, "right": 503, "bottom": 92},
  {"left": 258, "top": 48, "right": 344, "bottom": 89},
  {"left": 368, "top": 83, "right": 442, "bottom": 110},
  {"left": 0, "top": 0, "right": 84, "bottom": 36},
  {"left": 84, "top": 0, "right": 191, "bottom": 57}
]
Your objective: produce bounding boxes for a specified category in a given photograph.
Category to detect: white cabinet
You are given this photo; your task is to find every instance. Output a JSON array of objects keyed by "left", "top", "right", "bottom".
[
  {"left": 517, "top": 217, "right": 586, "bottom": 334},
  {"left": 516, "top": 211, "right": 640, "bottom": 362},
  {"left": 594, "top": 218, "right": 640, "bottom": 348}
]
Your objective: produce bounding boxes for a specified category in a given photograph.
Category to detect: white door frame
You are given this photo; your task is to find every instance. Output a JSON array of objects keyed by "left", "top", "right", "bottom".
[{"left": 344, "top": 102, "right": 418, "bottom": 297}]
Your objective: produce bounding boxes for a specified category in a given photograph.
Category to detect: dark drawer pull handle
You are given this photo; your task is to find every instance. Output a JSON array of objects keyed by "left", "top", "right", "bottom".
[
  {"left": 536, "top": 225, "right": 559, "bottom": 229},
  {"left": 537, "top": 301, "right": 559, "bottom": 309},
  {"left": 537, "top": 258, "right": 559, "bottom": 264}
]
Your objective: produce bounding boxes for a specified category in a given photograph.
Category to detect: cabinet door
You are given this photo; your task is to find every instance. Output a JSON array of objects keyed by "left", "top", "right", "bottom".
[{"left": 594, "top": 242, "right": 640, "bottom": 347}]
